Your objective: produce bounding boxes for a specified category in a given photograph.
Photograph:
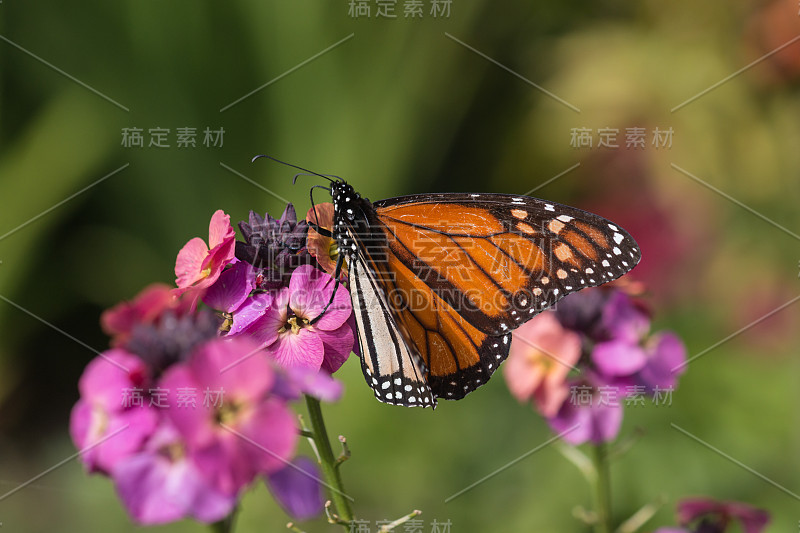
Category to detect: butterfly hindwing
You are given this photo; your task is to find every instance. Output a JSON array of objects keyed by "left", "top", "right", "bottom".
[{"left": 348, "top": 235, "right": 436, "bottom": 407}]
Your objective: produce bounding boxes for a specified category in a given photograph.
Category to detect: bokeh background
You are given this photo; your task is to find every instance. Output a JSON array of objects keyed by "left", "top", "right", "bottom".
[{"left": 1, "top": 1, "right": 799, "bottom": 531}]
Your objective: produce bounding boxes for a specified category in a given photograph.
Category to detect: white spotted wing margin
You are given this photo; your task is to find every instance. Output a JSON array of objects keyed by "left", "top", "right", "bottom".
[{"left": 348, "top": 253, "right": 437, "bottom": 408}]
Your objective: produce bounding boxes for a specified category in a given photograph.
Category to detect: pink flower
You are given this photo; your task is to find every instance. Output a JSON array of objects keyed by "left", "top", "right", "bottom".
[
  {"left": 246, "top": 265, "right": 354, "bottom": 373},
  {"left": 101, "top": 284, "right": 190, "bottom": 346},
  {"left": 160, "top": 338, "right": 298, "bottom": 496},
  {"left": 111, "top": 423, "right": 235, "bottom": 525},
  {"left": 175, "top": 210, "right": 236, "bottom": 292},
  {"left": 676, "top": 497, "right": 770, "bottom": 533},
  {"left": 547, "top": 375, "right": 624, "bottom": 445},
  {"left": 505, "top": 312, "right": 581, "bottom": 417},
  {"left": 69, "top": 350, "right": 159, "bottom": 473}
]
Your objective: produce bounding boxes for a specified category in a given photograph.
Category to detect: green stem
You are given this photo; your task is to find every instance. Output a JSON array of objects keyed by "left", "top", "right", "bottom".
[
  {"left": 591, "top": 444, "right": 612, "bottom": 533},
  {"left": 305, "top": 394, "right": 353, "bottom": 528}
]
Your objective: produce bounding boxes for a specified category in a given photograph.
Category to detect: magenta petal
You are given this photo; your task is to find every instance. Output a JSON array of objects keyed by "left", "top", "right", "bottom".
[
  {"left": 79, "top": 350, "right": 149, "bottom": 410},
  {"left": 289, "top": 266, "right": 351, "bottom": 330},
  {"left": 161, "top": 365, "right": 216, "bottom": 449},
  {"left": 548, "top": 394, "right": 623, "bottom": 445},
  {"left": 112, "top": 426, "right": 236, "bottom": 525},
  {"left": 189, "top": 338, "right": 273, "bottom": 404},
  {"left": 601, "top": 291, "right": 650, "bottom": 342},
  {"left": 191, "top": 438, "right": 253, "bottom": 496},
  {"left": 240, "top": 398, "right": 298, "bottom": 474},
  {"left": 638, "top": 332, "right": 687, "bottom": 389},
  {"left": 72, "top": 402, "right": 159, "bottom": 473},
  {"left": 285, "top": 367, "right": 344, "bottom": 402},
  {"left": 267, "top": 456, "right": 325, "bottom": 521},
  {"left": 592, "top": 340, "right": 647, "bottom": 377},
  {"left": 229, "top": 292, "right": 273, "bottom": 336},
  {"left": 113, "top": 453, "right": 234, "bottom": 525},
  {"left": 287, "top": 265, "right": 321, "bottom": 313},
  {"left": 317, "top": 326, "right": 353, "bottom": 374},
  {"left": 203, "top": 261, "right": 255, "bottom": 313},
  {"left": 113, "top": 453, "right": 190, "bottom": 524},
  {"left": 728, "top": 502, "right": 771, "bottom": 533},
  {"left": 245, "top": 289, "right": 288, "bottom": 348},
  {"left": 270, "top": 330, "right": 324, "bottom": 370}
]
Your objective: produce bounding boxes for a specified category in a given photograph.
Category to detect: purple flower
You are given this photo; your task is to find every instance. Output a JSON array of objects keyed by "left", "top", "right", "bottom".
[
  {"left": 546, "top": 375, "right": 623, "bottom": 445},
  {"left": 70, "top": 350, "right": 159, "bottom": 473},
  {"left": 235, "top": 204, "right": 310, "bottom": 289},
  {"left": 598, "top": 290, "right": 651, "bottom": 343},
  {"left": 203, "top": 260, "right": 256, "bottom": 314},
  {"left": 125, "top": 309, "right": 222, "bottom": 376},
  {"left": 676, "top": 497, "right": 770, "bottom": 533},
  {"left": 637, "top": 332, "right": 686, "bottom": 390},
  {"left": 111, "top": 423, "right": 235, "bottom": 525},
  {"left": 202, "top": 260, "right": 274, "bottom": 335},
  {"left": 246, "top": 265, "right": 354, "bottom": 373},
  {"left": 160, "top": 337, "right": 298, "bottom": 496},
  {"left": 266, "top": 456, "right": 325, "bottom": 521}
]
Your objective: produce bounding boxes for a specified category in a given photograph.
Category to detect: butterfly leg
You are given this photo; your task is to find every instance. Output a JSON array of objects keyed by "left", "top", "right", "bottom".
[{"left": 309, "top": 253, "right": 345, "bottom": 325}]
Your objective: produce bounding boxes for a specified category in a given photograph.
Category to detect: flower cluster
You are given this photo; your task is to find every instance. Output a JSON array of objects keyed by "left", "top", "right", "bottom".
[
  {"left": 655, "top": 497, "right": 770, "bottom": 533},
  {"left": 504, "top": 282, "right": 687, "bottom": 445},
  {"left": 70, "top": 206, "right": 354, "bottom": 525}
]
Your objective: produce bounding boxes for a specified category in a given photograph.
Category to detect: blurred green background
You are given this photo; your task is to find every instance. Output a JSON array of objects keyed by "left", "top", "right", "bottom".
[{"left": 1, "top": 0, "right": 799, "bottom": 531}]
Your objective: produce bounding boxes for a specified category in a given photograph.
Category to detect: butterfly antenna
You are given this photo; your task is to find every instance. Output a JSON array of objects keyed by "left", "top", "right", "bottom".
[
  {"left": 252, "top": 155, "right": 339, "bottom": 184},
  {"left": 308, "top": 184, "right": 333, "bottom": 238}
]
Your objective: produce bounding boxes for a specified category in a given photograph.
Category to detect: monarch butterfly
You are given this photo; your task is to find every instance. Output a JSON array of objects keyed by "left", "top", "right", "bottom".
[{"left": 260, "top": 157, "right": 641, "bottom": 408}]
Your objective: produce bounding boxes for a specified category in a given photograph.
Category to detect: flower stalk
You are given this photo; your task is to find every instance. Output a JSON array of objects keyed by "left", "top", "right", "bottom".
[
  {"left": 591, "top": 443, "right": 612, "bottom": 533},
  {"left": 305, "top": 394, "right": 353, "bottom": 529}
]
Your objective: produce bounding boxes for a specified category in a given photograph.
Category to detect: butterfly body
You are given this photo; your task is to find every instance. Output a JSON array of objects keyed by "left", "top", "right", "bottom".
[{"left": 328, "top": 181, "right": 640, "bottom": 408}]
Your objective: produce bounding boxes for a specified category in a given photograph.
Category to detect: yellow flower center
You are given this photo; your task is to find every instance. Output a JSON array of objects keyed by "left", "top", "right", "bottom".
[
  {"left": 280, "top": 315, "right": 310, "bottom": 335},
  {"left": 215, "top": 400, "right": 244, "bottom": 425},
  {"left": 220, "top": 312, "right": 233, "bottom": 333}
]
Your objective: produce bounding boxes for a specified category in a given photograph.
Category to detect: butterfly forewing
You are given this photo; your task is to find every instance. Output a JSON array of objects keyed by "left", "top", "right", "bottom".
[{"left": 374, "top": 193, "right": 641, "bottom": 335}]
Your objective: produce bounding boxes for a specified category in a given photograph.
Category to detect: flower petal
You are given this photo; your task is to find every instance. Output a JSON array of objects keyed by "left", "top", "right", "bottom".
[
  {"left": 317, "top": 325, "right": 353, "bottom": 375},
  {"left": 208, "top": 210, "right": 235, "bottom": 249},
  {"left": 239, "top": 397, "right": 298, "bottom": 474},
  {"left": 78, "top": 350, "right": 149, "bottom": 410},
  {"left": 203, "top": 261, "right": 255, "bottom": 313},
  {"left": 175, "top": 238, "right": 210, "bottom": 288},
  {"left": 269, "top": 329, "right": 325, "bottom": 370},
  {"left": 189, "top": 338, "right": 274, "bottom": 404},
  {"left": 244, "top": 289, "right": 288, "bottom": 349},
  {"left": 600, "top": 291, "right": 650, "bottom": 343},
  {"left": 592, "top": 339, "right": 647, "bottom": 377},
  {"left": 267, "top": 456, "right": 325, "bottom": 521},
  {"left": 638, "top": 332, "right": 687, "bottom": 390}
]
